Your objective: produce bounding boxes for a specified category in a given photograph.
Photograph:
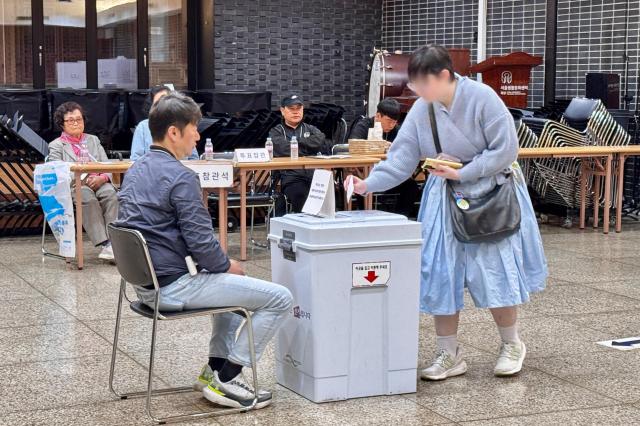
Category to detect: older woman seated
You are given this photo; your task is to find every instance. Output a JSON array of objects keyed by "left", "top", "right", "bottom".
[{"left": 48, "top": 101, "right": 118, "bottom": 261}]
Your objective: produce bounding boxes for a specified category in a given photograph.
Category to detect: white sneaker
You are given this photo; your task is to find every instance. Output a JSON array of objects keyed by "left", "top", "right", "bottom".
[
  {"left": 203, "top": 370, "right": 272, "bottom": 409},
  {"left": 420, "top": 347, "right": 468, "bottom": 381},
  {"left": 193, "top": 364, "right": 215, "bottom": 392},
  {"left": 98, "top": 243, "right": 114, "bottom": 261},
  {"left": 494, "top": 341, "right": 526, "bottom": 376}
]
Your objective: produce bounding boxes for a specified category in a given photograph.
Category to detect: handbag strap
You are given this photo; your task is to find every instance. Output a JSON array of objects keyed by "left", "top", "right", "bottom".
[{"left": 428, "top": 103, "right": 442, "bottom": 155}]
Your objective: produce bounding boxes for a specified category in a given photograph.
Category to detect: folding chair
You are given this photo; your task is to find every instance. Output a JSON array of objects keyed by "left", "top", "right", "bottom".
[{"left": 107, "top": 224, "right": 259, "bottom": 424}]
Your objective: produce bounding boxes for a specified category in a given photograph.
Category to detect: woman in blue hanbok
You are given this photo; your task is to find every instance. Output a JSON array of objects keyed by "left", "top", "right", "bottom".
[{"left": 346, "top": 45, "right": 547, "bottom": 380}]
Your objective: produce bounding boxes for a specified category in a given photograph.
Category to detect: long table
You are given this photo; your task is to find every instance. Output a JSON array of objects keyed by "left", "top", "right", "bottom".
[
  {"left": 519, "top": 146, "right": 640, "bottom": 234},
  {"left": 61, "top": 147, "right": 640, "bottom": 268},
  {"left": 68, "top": 155, "right": 383, "bottom": 267},
  {"left": 69, "top": 161, "right": 232, "bottom": 270},
  {"left": 613, "top": 146, "right": 640, "bottom": 232}
]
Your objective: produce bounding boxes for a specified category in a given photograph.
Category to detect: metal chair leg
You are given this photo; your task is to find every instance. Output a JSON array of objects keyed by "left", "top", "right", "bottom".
[
  {"left": 242, "top": 308, "right": 260, "bottom": 407},
  {"left": 249, "top": 206, "right": 255, "bottom": 245},
  {"left": 250, "top": 204, "right": 270, "bottom": 249},
  {"left": 41, "top": 219, "right": 66, "bottom": 260},
  {"left": 109, "top": 283, "right": 192, "bottom": 401},
  {"left": 145, "top": 296, "right": 162, "bottom": 423},
  {"left": 109, "top": 291, "right": 261, "bottom": 423},
  {"left": 143, "top": 307, "right": 259, "bottom": 423},
  {"left": 109, "top": 279, "right": 127, "bottom": 397}
]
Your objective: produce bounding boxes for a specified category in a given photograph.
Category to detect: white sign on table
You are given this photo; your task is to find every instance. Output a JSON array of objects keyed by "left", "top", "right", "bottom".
[
  {"left": 184, "top": 163, "right": 233, "bottom": 188},
  {"left": 302, "top": 169, "right": 335, "bottom": 218},
  {"left": 234, "top": 148, "right": 270, "bottom": 163}
]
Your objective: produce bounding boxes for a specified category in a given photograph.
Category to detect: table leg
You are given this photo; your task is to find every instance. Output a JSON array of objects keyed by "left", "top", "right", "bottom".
[
  {"left": 218, "top": 188, "right": 228, "bottom": 252},
  {"left": 603, "top": 154, "right": 612, "bottom": 234},
  {"left": 593, "top": 170, "right": 601, "bottom": 229},
  {"left": 616, "top": 154, "right": 625, "bottom": 233},
  {"left": 579, "top": 162, "right": 587, "bottom": 230},
  {"left": 365, "top": 166, "right": 373, "bottom": 210},
  {"left": 240, "top": 170, "right": 248, "bottom": 261},
  {"left": 75, "top": 172, "right": 84, "bottom": 270},
  {"left": 202, "top": 189, "right": 208, "bottom": 208}
]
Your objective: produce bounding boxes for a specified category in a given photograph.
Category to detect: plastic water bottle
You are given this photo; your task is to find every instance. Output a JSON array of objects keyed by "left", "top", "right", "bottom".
[
  {"left": 373, "top": 121, "right": 384, "bottom": 140},
  {"left": 204, "top": 138, "right": 214, "bottom": 161},
  {"left": 79, "top": 140, "right": 89, "bottom": 164},
  {"left": 265, "top": 137, "right": 274, "bottom": 160},
  {"left": 290, "top": 136, "right": 299, "bottom": 160}
]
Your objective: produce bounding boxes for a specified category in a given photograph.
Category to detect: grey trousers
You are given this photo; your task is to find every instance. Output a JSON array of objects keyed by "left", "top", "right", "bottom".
[{"left": 71, "top": 183, "right": 119, "bottom": 246}]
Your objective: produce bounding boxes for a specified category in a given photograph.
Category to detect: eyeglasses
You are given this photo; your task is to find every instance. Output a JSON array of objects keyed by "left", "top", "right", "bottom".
[{"left": 64, "top": 118, "right": 84, "bottom": 125}]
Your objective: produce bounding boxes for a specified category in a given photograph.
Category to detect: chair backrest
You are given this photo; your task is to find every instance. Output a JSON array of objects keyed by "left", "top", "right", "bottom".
[
  {"left": 107, "top": 224, "right": 159, "bottom": 289},
  {"left": 347, "top": 115, "right": 368, "bottom": 140},
  {"left": 563, "top": 97, "right": 600, "bottom": 123},
  {"left": 332, "top": 144, "right": 350, "bottom": 155}
]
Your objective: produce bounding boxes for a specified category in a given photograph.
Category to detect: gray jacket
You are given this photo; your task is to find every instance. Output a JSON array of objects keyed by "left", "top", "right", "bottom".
[{"left": 48, "top": 134, "right": 112, "bottom": 182}]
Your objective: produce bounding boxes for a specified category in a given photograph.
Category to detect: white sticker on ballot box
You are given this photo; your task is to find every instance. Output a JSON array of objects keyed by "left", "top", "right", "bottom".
[{"left": 352, "top": 261, "right": 390, "bottom": 287}]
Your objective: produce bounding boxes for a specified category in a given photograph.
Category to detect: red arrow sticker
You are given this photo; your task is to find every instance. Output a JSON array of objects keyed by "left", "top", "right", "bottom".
[
  {"left": 352, "top": 261, "right": 390, "bottom": 287},
  {"left": 365, "top": 270, "right": 378, "bottom": 283}
]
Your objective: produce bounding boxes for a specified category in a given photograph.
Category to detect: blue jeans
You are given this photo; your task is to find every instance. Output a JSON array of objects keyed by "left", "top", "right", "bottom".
[{"left": 135, "top": 272, "right": 293, "bottom": 367}]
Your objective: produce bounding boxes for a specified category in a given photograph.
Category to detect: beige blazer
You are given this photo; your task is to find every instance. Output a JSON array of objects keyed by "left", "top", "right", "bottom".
[{"left": 48, "top": 134, "right": 112, "bottom": 182}]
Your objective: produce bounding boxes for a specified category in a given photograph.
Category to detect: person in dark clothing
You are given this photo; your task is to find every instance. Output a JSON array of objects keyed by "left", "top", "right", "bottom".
[
  {"left": 270, "top": 94, "right": 328, "bottom": 213},
  {"left": 116, "top": 92, "right": 292, "bottom": 410},
  {"left": 350, "top": 98, "right": 402, "bottom": 142},
  {"left": 351, "top": 98, "right": 420, "bottom": 218}
]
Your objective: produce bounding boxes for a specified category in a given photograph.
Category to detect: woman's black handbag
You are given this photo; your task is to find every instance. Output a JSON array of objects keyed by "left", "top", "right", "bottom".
[{"left": 428, "top": 103, "right": 521, "bottom": 244}]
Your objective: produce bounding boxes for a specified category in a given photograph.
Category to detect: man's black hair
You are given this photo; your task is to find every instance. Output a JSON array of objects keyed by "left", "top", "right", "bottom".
[
  {"left": 148, "top": 92, "right": 202, "bottom": 142},
  {"left": 377, "top": 98, "right": 401, "bottom": 120},
  {"left": 143, "top": 86, "right": 172, "bottom": 116}
]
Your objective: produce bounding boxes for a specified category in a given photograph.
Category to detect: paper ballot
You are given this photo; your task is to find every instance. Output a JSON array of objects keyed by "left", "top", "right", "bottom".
[
  {"left": 302, "top": 169, "right": 335, "bottom": 218},
  {"left": 346, "top": 175, "right": 355, "bottom": 202}
]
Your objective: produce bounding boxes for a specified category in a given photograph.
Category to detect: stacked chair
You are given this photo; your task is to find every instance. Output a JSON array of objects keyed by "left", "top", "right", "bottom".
[
  {"left": 517, "top": 98, "right": 631, "bottom": 226},
  {"left": 304, "top": 103, "right": 348, "bottom": 145},
  {"left": 0, "top": 113, "right": 48, "bottom": 236}
]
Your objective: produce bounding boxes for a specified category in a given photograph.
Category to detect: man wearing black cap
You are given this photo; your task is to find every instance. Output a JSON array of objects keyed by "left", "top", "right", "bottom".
[
  {"left": 349, "top": 98, "right": 401, "bottom": 142},
  {"left": 270, "top": 95, "right": 328, "bottom": 213}
]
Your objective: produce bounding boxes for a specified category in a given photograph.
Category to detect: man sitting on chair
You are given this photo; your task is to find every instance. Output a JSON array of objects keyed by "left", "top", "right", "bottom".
[
  {"left": 115, "top": 92, "right": 292, "bottom": 409},
  {"left": 269, "top": 94, "right": 328, "bottom": 213},
  {"left": 349, "top": 98, "right": 401, "bottom": 142}
]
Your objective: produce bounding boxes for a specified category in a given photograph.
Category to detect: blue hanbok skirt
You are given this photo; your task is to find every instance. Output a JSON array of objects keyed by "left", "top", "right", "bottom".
[{"left": 416, "top": 163, "right": 548, "bottom": 315}]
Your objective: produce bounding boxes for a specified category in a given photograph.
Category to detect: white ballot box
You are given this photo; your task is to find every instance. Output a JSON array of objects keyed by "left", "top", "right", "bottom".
[{"left": 268, "top": 210, "right": 423, "bottom": 403}]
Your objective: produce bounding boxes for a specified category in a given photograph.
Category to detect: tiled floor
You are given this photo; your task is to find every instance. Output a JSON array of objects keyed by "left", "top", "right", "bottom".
[{"left": 1, "top": 222, "right": 640, "bottom": 425}]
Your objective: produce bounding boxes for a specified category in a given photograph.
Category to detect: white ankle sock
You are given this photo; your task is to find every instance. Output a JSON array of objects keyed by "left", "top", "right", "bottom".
[
  {"left": 436, "top": 334, "right": 458, "bottom": 356},
  {"left": 497, "top": 324, "right": 521, "bottom": 344}
]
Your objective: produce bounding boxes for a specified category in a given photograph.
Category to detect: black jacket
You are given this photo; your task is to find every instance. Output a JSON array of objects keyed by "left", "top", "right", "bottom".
[
  {"left": 349, "top": 116, "right": 399, "bottom": 142},
  {"left": 270, "top": 122, "right": 328, "bottom": 182}
]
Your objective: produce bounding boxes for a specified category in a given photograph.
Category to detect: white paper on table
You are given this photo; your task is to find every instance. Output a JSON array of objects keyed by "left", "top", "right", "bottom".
[
  {"left": 346, "top": 175, "right": 354, "bottom": 201},
  {"left": 302, "top": 169, "right": 335, "bottom": 218}
]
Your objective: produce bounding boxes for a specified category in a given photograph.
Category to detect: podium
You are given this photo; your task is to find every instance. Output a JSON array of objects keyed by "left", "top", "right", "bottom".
[{"left": 470, "top": 52, "right": 543, "bottom": 108}]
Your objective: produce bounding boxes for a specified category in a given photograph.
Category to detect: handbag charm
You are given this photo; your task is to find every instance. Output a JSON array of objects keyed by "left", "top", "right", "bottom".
[{"left": 454, "top": 191, "right": 469, "bottom": 210}]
